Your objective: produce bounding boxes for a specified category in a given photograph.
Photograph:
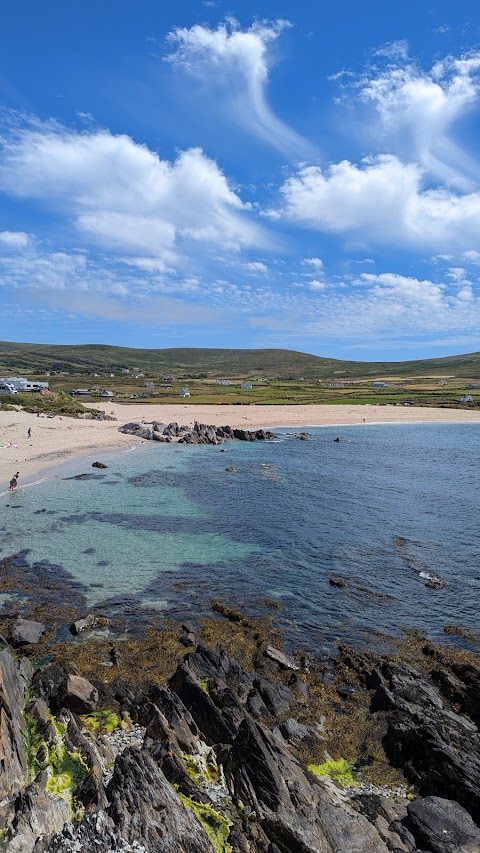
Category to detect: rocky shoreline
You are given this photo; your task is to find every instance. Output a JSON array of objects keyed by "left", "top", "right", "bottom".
[
  {"left": 1, "top": 599, "right": 480, "bottom": 852},
  {"left": 118, "top": 421, "right": 276, "bottom": 444}
]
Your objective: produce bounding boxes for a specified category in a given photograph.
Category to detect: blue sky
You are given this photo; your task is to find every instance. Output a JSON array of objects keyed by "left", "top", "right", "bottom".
[{"left": 1, "top": 1, "right": 480, "bottom": 359}]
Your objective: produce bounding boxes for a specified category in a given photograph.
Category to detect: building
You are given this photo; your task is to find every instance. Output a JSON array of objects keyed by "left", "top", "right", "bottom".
[
  {"left": 179, "top": 387, "right": 190, "bottom": 398},
  {"left": 240, "top": 383, "right": 253, "bottom": 390},
  {"left": 144, "top": 382, "right": 155, "bottom": 389},
  {"left": 100, "top": 390, "right": 114, "bottom": 397},
  {"left": 329, "top": 381, "right": 344, "bottom": 388},
  {"left": 373, "top": 381, "right": 389, "bottom": 388},
  {"left": 216, "top": 379, "right": 231, "bottom": 385},
  {"left": 69, "top": 389, "right": 91, "bottom": 396},
  {"left": 134, "top": 373, "right": 144, "bottom": 379},
  {"left": 121, "top": 368, "right": 130, "bottom": 374},
  {"left": 164, "top": 375, "right": 176, "bottom": 381},
  {"left": 459, "top": 394, "right": 474, "bottom": 403}
]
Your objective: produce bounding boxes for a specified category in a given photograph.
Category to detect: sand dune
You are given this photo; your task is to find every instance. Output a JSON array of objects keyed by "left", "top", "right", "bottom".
[{"left": 1, "top": 402, "right": 479, "bottom": 485}]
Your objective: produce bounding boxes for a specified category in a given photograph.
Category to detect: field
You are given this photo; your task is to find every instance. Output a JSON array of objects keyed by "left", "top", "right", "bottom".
[{"left": 0, "top": 342, "right": 479, "bottom": 410}]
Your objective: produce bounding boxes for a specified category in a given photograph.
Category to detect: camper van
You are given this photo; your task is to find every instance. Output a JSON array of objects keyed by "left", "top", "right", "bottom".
[{"left": 0, "top": 381, "right": 17, "bottom": 395}]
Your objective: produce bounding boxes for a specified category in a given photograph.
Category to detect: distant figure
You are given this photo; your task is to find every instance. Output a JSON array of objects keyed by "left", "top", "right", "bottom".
[
  {"left": 27, "top": 428, "right": 32, "bottom": 438},
  {"left": 9, "top": 471, "right": 19, "bottom": 490},
  {"left": 334, "top": 437, "right": 340, "bottom": 442}
]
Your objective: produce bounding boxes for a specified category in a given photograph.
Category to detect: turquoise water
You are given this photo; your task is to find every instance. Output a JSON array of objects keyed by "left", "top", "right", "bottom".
[{"left": 1, "top": 423, "right": 479, "bottom": 650}]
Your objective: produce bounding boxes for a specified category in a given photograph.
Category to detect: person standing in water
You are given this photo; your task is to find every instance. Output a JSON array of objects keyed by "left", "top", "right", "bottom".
[{"left": 9, "top": 472, "right": 19, "bottom": 490}]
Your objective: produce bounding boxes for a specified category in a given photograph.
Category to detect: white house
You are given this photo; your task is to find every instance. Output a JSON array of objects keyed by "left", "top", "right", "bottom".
[
  {"left": 179, "top": 387, "right": 190, "bottom": 398},
  {"left": 373, "top": 381, "right": 389, "bottom": 388},
  {"left": 459, "top": 394, "right": 474, "bottom": 403},
  {"left": 216, "top": 379, "right": 230, "bottom": 385},
  {"left": 241, "top": 383, "right": 253, "bottom": 390}
]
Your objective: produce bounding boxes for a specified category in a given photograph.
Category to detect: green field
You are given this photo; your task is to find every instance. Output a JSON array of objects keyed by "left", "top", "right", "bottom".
[{"left": 0, "top": 341, "right": 479, "bottom": 410}]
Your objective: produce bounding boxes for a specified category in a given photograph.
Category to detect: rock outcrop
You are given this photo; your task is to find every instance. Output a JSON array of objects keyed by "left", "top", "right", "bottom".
[
  {"left": 2, "top": 632, "right": 480, "bottom": 853},
  {"left": 118, "top": 420, "right": 276, "bottom": 444}
]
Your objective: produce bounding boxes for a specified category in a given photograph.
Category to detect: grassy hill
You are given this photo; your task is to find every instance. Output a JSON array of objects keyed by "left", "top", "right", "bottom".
[{"left": 0, "top": 341, "right": 480, "bottom": 380}]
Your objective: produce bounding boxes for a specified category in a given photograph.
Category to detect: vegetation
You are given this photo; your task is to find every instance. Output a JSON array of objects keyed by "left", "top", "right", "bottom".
[
  {"left": 0, "top": 390, "right": 88, "bottom": 415},
  {"left": 80, "top": 709, "right": 120, "bottom": 734},
  {"left": 308, "top": 757, "right": 358, "bottom": 788},
  {"left": 24, "top": 709, "right": 88, "bottom": 811},
  {"left": 0, "top": 341, "right": 479, "bottom": 410},
  {"left": 1, "top": 339, "right": 480, "bottom": 380},
  {"left": 178, "top": 792, "right": 233, "bottom": 853}
]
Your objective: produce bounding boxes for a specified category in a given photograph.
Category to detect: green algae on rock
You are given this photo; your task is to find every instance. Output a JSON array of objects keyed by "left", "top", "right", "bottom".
[
  {"left": 178, "top": 792, "right": 233, "bottom": 853},
  {"left": 80, "top": 709, "right": 120, "bottom": 734},
  {"left": 23, "top": 709, "right": 88, "bottom": 811},
  {"left": 308, "top": 757, "right": 358, "bottom": 788}
]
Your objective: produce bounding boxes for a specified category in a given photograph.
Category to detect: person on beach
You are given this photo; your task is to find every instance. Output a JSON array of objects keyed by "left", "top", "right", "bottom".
[
  {"left": 28, "top": 428, "right": 32, "bottom": 438},
  {"left": 9, "top": 472, "right": 19, "bottom": 490}
]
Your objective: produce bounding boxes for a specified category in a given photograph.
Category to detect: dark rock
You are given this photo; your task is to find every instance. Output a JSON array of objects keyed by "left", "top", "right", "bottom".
[
  {"left": 59, "top": 674, "right": 99, "bottom": 714},
  {"left": 106, "top": 747, "right": 213, "bottom": 851},
  {"left": 7, "top": 777, "right": 71, "bottom": 852},
  {"left": 371, "top": 662, "right": 480, "bottom": 823},
  {"left": 329, "top": 576, "right": 347, "bottom": 588},
  {"left": 31, "top": 665, "right": 65, "bottom": 705},
  {"left": 91, "top": 461, "right": 107, "bottom": 469},
  {"left": 225, "top": 717, "right": 390, "bottom": 852},
  {"left": 408, "top": 796, "right": 480, "bottom": 853},
  {"left": 352, "top": 792, "right": 418, "bottom": 851},
  {"left": 0, "top": 649, "right": 32, "bottom": 805},
  {"left": 253, "top": 677, "right": 292, "bottom": 716},
  {"left": 295, "top": 432, "right": 311, "bottom": 440},
  {"left": 10, "top": 619, "right": 46, "bottom": 646}
]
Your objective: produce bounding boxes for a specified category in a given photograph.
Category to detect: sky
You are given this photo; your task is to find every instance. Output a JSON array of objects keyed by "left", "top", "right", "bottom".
[{"left": 1, "top": 1, "right": 480, "bottom": 360}]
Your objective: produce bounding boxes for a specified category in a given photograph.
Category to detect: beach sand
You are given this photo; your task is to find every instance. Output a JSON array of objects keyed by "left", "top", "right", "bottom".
[{"left": 1, "top": 402, "right": 479, "bottom": 484}]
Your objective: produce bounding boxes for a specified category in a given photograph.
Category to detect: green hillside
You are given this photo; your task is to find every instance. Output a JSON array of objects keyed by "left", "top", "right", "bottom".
[{"left": 0, "top": 341, "right": 480, "bottom": 380}]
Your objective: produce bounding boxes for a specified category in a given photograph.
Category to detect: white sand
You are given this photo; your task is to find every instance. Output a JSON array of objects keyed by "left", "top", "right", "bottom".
[{"left": 1, "top": 402, "right": 479, "bottom": 485}]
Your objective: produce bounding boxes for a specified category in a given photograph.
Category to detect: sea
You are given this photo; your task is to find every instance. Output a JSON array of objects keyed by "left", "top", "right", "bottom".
[{"left": 1, "top": 422, "right": 478, "bottom": 655}]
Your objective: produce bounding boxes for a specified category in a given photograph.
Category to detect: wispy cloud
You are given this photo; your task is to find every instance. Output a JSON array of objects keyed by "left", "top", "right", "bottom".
[
  {"left": 359, "top": 48, "right": 480, "bottom": 190},
  {"left": 165, "top": 19, "right": 313, "bottom": 158}
]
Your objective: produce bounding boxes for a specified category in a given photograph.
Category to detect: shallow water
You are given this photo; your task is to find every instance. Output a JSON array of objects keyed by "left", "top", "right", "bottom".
[{"left": 1, "top": 423, "right": 479, "bottom": 651}]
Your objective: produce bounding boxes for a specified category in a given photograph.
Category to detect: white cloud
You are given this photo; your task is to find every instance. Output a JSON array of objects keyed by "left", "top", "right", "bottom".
[
  {"left": 243, "top": 261, "right": 268, "bottom": 274},
  {"left": 278, "top": 154, "right": 480, "bottom": 251},
  {"left": 0, "top": 120, "right": 265, "bottom": 259},
  {"left": 302, "top": 256, "right": 323, "bottom": 270},
  {"left": 0, "top": 230, "right": 30, "bottom": 248},
  {"left": 358, "top": 49, "right": 480, "bottom": 190},
  {"left": 165, "top": 19, "right": 312, "bottom": 157},
  {"left": 307, "top": 279, "right": 326, "bottom": 291},
  {"left": 248, "top": 270, "right": 480, "bottom": 347}
]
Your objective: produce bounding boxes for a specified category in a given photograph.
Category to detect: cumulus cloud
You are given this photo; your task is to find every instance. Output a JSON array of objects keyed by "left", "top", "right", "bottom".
[
  {"left": 302, "top": 256, "right": 323, "bottom": 270},
  {"left": 273, "top": 47, "right": 480, "bottom": 253},
  {"left": 244, "top": 261, "right": 268, "bottom": 274},
  {"left": 165, "top": 19, "right": 312, "bottom": 157},
  {"left": 0, "top": 119, "right": 265, "bottom": 260},
  {"left": 0, "top": 230, "right": 31, "bottom": 248},
  {"left": 278, "top": 154, "right": 480, "bottom": 251}
]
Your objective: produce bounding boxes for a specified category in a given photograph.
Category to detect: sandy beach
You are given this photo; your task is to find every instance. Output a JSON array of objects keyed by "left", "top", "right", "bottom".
[{"left": 1, "top": 402, "right": 479, "bottom": 485}]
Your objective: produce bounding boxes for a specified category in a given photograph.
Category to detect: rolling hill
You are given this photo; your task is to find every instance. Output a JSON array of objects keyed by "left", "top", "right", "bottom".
[{"left": 0, "top": 341, "right": 480, "bottom": 380}]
